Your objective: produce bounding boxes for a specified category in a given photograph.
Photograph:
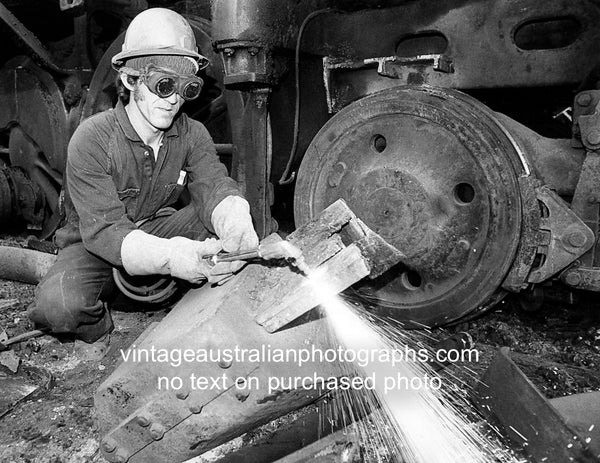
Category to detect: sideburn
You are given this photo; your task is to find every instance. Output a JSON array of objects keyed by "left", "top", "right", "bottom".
[{"left": 133, "top": 86, "right": 144, "bottom": 103}]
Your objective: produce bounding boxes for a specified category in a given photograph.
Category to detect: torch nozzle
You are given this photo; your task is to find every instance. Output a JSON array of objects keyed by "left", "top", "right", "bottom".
[{"left": 209, "top": 241, "right": 310, "bottom": 274}]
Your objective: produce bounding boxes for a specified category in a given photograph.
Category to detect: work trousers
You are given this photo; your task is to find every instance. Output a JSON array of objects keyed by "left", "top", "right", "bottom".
[{"left": 28, "top": 205, "right": 210, "bottom": 343}]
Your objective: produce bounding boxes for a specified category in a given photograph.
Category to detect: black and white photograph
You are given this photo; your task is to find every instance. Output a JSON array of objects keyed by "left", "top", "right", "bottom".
[{"left": 1, "top": 1, "right": 600, "bottom": 461}]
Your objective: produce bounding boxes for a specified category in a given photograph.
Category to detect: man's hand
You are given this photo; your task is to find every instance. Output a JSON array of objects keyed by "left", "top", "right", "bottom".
[
  {"left": 121, "top": 230, "right": 224, "bottom": 284},
  {"left": 210, "top": 196, "right": 259, "bottom": 280},
  {"left": 168, "top": 237, "right": 222, "bottom": 283}
]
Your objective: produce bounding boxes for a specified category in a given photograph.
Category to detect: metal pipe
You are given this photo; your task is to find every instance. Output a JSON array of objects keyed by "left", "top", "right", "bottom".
[{"left": 0, "top": 246, "right": 56, "bottom": 284}]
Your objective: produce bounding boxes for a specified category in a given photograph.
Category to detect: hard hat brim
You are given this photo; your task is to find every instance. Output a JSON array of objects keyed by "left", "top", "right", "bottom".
[{"left": 112, "top": 47, "right": 209, "bottom": 71}]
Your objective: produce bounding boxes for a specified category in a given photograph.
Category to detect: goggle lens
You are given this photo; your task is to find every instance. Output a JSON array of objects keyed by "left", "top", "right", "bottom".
[
  {"left": 155, "top": 77, "right": 176, "bottom": 98},
  {"left": 142, "top": 67, "right": 203, "bottom": 101},
  {"left": 182, "top": 81, "right": 201, "bottom": 100}
]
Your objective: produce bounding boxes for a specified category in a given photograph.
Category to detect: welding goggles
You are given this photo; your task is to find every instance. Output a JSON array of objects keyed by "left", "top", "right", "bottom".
[{"left": 140, "top": 65, "right": 204, "bottom": 101}]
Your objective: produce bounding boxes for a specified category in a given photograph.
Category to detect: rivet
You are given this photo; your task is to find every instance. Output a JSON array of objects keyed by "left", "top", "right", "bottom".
[
  {"left": 113, "top": 449, "right": 129, "bottom": 463},
  {"left": 176, "top": 390, "right": 189, "bottom": 400},
  {"left": 235, "top": 390, "right": 250, "bottom": 402},
  {"left": 218, "top": 358, "right": 232, "bottom": 369},
  {"left": 189, "top": 404, "right": 202, "bottom": 414},
  {"left": 565, "top": 271, "right": 582, "bottom": 286},
  {"left": 588, "top": 195, "right": 598, "bottom": 204},
  {"left": 248, "top": 47, "right": 259, "bottom": 56},
  {"left": 577, "top": 93, "right": 592, "bottom": 107},
  {"left": 565, "top": 231, "right": 587, "bottom": 248},
  {"left": 136, "top": 415, "right": 151, "bottom": 427},
  {"left": 223, "top": 47, "right": 235, "bottom": 57},
  {"left": 149, "top": 423, "right": 165, "bottom": 440},
  {"left": 327, "top": 162, "right": 347, "bottom": 188},
  {"left": 101, "top": 438, "right": 117, "bottom": 453},
  {"left": 586, "top": 129, "right": 600, "bottom": 146}
]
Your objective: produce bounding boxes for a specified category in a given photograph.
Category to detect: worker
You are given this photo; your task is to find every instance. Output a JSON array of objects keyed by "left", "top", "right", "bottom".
[{"left": 27, "top": 8, "right": 258, "bottom": 358}]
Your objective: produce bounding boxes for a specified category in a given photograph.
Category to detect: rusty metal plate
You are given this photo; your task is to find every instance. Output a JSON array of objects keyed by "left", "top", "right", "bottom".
[
  {"left": 295, "top": 86, "right": 526, "bottom": 326},
  {"left": 301, "top": 0, "right": 600, "bottom": 108}
]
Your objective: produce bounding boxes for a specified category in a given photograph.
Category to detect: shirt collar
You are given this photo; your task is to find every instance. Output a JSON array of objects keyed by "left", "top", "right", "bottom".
[{"left": 115, "top": 100, "right": 180, "bottom": 142}]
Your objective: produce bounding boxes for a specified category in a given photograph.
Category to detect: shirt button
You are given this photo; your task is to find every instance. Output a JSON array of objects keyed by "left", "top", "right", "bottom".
[{"left": 144, "top": 151, "right": 150, "bottom": 157}]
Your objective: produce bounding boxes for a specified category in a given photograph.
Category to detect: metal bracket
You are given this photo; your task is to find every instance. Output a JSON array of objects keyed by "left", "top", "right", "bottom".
[
  {"left": 572, "top": 90, "right": 600, "bottom": 149},
  {"left": 527, "top": 186, "right": 594, "bottom": 284},
  {"left": 323, "top": 54, "right": 454, "bottom": 113},
  {"left": 373, "top": 54, "right": 455, "bottom": 77},
  {"left": 216, "top": 41, "right": 270, "bottom": 87},
  {"left": 557, "top": 95, "right": 600, "bottom": 291}
]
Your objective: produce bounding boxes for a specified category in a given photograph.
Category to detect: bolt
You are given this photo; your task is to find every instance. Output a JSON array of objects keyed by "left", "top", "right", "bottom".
[
  {"left": 565, "top": 271, "right": 582, "bottom": 286},
  {"left": 189, "top": 404, "right": 202, "bottom": 414},
  {"left": 149, "top": 423, "right": 165, "bottom": 441},
  {"left": 101, "top": 438, "right": 117, "bottom": 453},
  {"left": 248, "top": 47, "right": 259, "bottom": 56},
  {"left": 136, "top": 415, "right": 151, "bottom": 427},
  {"left": 223, "top": 47, "right": 235, "bottom": 57},
  {"left": 176, "top": 390, "right": 189, "bottom": 400},
  {"left": 565, "top": 231, "right": 587, "bottom": 248},
  {"left": 577, "top": 93, "right": 592, "bottom": 107},
  {"left": 587, "top": 129, "right": 600, "bottom": 146}
]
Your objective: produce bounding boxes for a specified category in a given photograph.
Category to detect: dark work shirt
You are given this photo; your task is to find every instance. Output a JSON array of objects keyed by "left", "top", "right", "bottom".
[{"left": 58, "top": 101, "right": 241, "bottom": 266}]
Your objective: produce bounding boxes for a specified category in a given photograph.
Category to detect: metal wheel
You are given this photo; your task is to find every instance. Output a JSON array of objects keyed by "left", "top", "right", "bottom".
[
  {"left": 295, "top": 86, "right": 527, "bottom": 326},
  {"left": 0, "top": 56, "right": 68, "bottom": 237}
]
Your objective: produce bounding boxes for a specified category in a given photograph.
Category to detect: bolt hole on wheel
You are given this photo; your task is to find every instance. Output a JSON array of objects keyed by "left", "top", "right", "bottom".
[
  {"left": 371, "top": 134, "right": 387, "bottom": 153},
  {"left": 454, "top": 182, "right": 476, "bottom": 204},
  {"left": 401, "top": 270, "right": 422, "bottom": 290}
]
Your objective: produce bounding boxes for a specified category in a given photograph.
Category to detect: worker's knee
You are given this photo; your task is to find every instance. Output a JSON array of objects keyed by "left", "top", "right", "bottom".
[{"left": 28, "top": 270, "right": 99, "bottom": 333}]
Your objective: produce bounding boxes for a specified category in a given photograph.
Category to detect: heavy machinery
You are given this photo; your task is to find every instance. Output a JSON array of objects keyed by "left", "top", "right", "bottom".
[
  {"left": 1, "top": 1, "right": 600, "bottom": 461},
  {"left": 2, "top": 0, "right": 600, "bottom": 327}
]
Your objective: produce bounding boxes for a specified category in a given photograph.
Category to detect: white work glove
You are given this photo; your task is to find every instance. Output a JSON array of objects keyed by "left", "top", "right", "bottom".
[
  {"left": 210, "top": 195, "right": 259, "bottom": 279},
  {"left": 121, "top": 230, "right": 223, "bottom": 284}
]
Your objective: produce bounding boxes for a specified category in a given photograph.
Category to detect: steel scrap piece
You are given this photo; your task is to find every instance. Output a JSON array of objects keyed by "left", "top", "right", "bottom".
[{"left": 95, "top": 199, "right": 403, "bottom": 463}]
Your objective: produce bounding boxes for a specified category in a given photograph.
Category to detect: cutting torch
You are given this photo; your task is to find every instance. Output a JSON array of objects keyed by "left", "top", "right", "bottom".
[{"left": 206, "top": 241, "right": 310, "bottom": 274}]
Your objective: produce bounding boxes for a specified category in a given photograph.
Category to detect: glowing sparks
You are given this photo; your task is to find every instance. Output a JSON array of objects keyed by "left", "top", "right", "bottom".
[{"left": 307, "top": 268, "right": 519, "bottom": 462}]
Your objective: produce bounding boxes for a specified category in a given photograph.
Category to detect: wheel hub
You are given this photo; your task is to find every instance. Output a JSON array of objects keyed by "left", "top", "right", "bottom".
[{"left": 295, "top": 86, "right": 527, "bottom": 326}]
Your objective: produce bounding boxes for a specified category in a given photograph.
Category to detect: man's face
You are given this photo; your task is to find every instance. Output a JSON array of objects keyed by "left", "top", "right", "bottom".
[{"left": 130, "top": 78, "right": 184, "bottom": 131}]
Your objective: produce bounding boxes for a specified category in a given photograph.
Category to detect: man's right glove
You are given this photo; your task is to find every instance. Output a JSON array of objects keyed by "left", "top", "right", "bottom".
[
  {"left": 121, "top": 229, "right": 223, "bottom": 284},
  {"left": 210, "top": 195, "right": 259, "bottom": 280}
]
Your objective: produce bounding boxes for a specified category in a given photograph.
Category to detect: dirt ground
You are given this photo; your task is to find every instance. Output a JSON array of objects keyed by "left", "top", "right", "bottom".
[{"left": 0, "top": 240, "right": 600, "bottom": 462}]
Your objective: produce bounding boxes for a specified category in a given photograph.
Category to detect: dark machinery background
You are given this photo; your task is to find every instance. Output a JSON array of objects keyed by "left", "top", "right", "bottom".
[{"left": 1, "top": 0, "right": 600, "bottom": 327}]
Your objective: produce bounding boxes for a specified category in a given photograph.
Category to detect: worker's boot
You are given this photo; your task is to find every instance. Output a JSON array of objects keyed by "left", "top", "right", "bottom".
[{"left": 74, "top": 332, "right": 111, "bottom": 362}]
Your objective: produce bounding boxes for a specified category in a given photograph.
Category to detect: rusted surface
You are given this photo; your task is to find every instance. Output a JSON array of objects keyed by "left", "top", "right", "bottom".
[
  {"left": 256, "top": 243, "right": 370, "bottom": 332},
  {"left": 96, "top": 276, "right": 340, "bottom": 462},
  {"left": 295, "top": 86, "right": 526, "bottom": 326},
  {"left": 308, "top": 0, "right": 600, "bottom": 107},
  {"left": 96, "top": 200, "right": 388, "bottom": 462}
]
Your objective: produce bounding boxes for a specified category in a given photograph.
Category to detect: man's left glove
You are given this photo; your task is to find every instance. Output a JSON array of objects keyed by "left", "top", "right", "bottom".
[{"left": 211, "top": 195, "right": 259, "bottom": 280}]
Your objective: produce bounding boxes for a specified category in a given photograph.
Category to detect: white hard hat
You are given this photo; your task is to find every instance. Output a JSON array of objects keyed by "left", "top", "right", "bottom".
[{"left": 111, "top": 8, "right": 208, "bottom": 73}]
